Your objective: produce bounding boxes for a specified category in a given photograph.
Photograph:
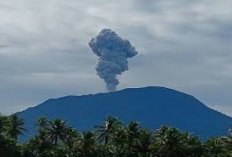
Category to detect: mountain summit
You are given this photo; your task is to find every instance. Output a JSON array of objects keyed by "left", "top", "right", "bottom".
[{"left": 18, "top": 86, "right": 232, "bottom": 140}]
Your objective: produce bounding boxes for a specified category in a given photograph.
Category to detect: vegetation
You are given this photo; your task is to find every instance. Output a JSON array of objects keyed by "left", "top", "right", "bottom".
[{"left": 0, "top": 114, "right": 231, "bottom": 157}]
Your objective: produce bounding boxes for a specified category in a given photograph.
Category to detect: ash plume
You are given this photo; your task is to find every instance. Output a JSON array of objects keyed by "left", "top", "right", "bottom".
[{"left": 89, "top": 29, "right": 138, "bottom": 92}]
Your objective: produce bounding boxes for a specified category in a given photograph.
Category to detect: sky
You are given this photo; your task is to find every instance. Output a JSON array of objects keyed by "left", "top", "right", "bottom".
[{"left": 0, "top": 0, "right": 232, "bottom": 116}]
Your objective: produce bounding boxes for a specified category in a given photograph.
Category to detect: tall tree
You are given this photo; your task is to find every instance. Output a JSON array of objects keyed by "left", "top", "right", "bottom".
[
  {"left": 63, "top": 128, "right": 79, "bottom": 157},
  {"left": 0, "top": 114, "right": 9, "bottom": 134},
  {"left": 127, "top": 122, "right": 141, "bottom": 147},
  {"left": 95, "top": 116, "right": 121, "bottom": 145},
  {"left": 204, "top": 137, "right": 229, "bottom": 157},
  {"left": 0, "top": 135, "right": 21, "bottom": 157},
  {"left": 111, "top": 127, "right": 128, "bottom": 156},
  {"left": 46, "top": 119, "right": 71, "bottom": 147},
  {"left": 134, "top": 129, "right": 154, "bottom": 157},
  {"left": 7, "top": 114, "right": 26, "bottom": 140},
  {"left": 75, "top": 131, "right": 96, "bottom": 157},
  {"left": 154, "top": 126, "right": 201, "bottom": 157},
  {"left": 23, "top": 130, "right": 54, "bottom": 157},
  {"left": 36, "top": 116, "right": 50, "bottom": 131}
]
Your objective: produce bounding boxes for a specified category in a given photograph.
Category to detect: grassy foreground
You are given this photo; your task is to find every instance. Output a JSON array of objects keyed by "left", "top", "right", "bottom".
[{"left": 0, "top": 113, "right": 231, "bottom": 157}]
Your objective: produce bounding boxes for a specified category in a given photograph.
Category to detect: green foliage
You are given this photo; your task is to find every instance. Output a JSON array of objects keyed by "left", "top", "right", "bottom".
[
  {"left": 0, "top": 113, "right": 232, "bottom": 157},
  {"left": 0, "top": 134, "right": 21, "bottom": 157},
  {"left": 7, "top": 114, "right": 26, "bottom": 140},
  {"left": 0, "top": 114, "right": 22, "bottom": 157}
]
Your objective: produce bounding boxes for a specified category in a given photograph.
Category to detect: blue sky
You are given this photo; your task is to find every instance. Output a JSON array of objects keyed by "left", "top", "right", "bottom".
[{"left": 0, "top": 0, "right": 232, "bottom": 116}]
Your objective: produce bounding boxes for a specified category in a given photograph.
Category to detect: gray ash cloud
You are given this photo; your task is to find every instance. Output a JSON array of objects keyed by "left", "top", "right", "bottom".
[{"left": 89, "top": 29, "right": 138, "bottom": 92}]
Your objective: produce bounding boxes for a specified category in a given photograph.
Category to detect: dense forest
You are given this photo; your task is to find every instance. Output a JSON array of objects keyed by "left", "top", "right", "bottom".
[{"left": 0, "top": 113, "right": 231, "bottom": 157}]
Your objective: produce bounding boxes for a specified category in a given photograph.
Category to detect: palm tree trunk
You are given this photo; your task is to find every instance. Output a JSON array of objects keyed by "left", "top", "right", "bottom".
[
  {"left": 55, "top": 136, "right": 58, "bottom": 147},
  {"left": 105, "top": 136, "right": 108, "bottom": 145}
]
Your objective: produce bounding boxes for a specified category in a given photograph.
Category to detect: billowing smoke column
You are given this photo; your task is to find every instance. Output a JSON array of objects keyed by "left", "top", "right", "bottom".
[{"left": 89, "top": 29, "right": 138, "bottom": 92}]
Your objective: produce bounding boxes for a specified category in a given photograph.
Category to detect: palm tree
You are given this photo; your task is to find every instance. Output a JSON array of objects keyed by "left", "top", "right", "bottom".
[
  {"left": 127, "top": 121, "right": 140, "bottom": 147},
  {"left": 219, "top": 128, "right": 232, "bottom": 156},
  {"left": 227, "top": 128, "right": 232, "bottom": 155},
  {"left": 204, "top": 137, "right": 228, "bottom": 157},
  {"left": 4, "top": 115, "right": 232, "bottom": 157},
  {"left": 154, "top": 126, "right": 196, "bottom": 157},
  {"left": 95, "top": 116, "right": 121, "bottom": 145},
  {"left": 0, "top": 114, "right": 9, "bottom": 134},
  {"left": 46, "top": 119, "right": 71, "bottom": 147},
  {"left": 228, "top": 128, "right": 232, "bottom": 148},
  {"left": 0, "top": 134, "right": 21, "bottom": 157},
  {"left": 36, "top": 116, "right": 49, "bottom": 131},
  {"left": 63, "top": 128, "right": 79, "bottom": 157},
  {"left": 111, "top": 127, "right": 128, "bottom": 156},
  {"left": 133, "top": 129, "right": 154, "bottom": 157},
  {"left": 23, "top": 130, "right": 54, "bottom": 157},
  {"left": 225, "top": 128, "right": 232, "bottom": 148},
  {"left": 75, "top": 131, "right": 96, "bottom": 157},
  {"left": 7, "top": 114, "right": 26, "bottom": 140}
]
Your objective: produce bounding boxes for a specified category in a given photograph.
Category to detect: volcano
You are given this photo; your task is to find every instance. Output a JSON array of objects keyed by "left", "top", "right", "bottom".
[{"left": 18, "top": 86, "right": 232, "bottom": 140}]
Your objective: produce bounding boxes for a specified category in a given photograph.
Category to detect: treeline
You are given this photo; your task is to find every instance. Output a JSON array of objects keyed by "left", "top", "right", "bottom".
[{"left": 0, "top": 114, "right": 231, "bottom": 157}]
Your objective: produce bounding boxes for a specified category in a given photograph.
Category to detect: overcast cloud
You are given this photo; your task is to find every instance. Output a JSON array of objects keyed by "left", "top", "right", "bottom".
[{"left": 0, "top": 0, "right": 232, "bottom": 116}]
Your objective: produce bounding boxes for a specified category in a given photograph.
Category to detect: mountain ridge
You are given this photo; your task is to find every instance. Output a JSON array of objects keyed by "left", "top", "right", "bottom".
[{"left": 18, "top": 86, "right": 232, "bottom": 140}]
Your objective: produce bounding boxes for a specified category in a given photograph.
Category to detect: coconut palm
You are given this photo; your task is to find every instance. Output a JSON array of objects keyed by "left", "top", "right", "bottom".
[
  {"left": 111, "top": 127, "right": 128, "bottom": 156},
  {"left": 225, "top": 128, "right": 232, "bottom": 149},
  {"left": 127, "top": 122, "right": 141, "bottom": 147},
  {"left": 0, "top": 114, "right": 9, "bottom": 134},
  {"left": 95, "top": 116, "right": 121, "bottom": 145},
  {"left": 63, "top": 128, "right": 79, "bottom": 157},
  {"left": 36, "top": 116, "right": 50, "bottom": 131},
  {"left": 133, "top": 129, "right": 154, "bottom": 157},
  {"left": 23, "top": 130, "right": 54, "bottom": 157},
  {"left": 46, "top": 119, "right": 71, "bottom": 147},
  {"left": 204, "top": 137, "right": 229, "bottom": 157},
  {"left": 154, "top": 126, "right": 198, "bottom": 157},
  {"left": 1, "top": 114, "right": 232, "bottom": 157},
  {"left": 75, "top": 131, "right": 96, "bottom": 157},
  {"left": 7, "top": 114, "right": 26, "bottom": 140},
  {"left": 0, "top": 134, "right": 21, "bottom": 157}
]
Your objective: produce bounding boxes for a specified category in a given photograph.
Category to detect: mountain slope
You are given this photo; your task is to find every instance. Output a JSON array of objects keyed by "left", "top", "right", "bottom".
[{"left": 18, "top": 86, "right": 232, "bottom": 140}]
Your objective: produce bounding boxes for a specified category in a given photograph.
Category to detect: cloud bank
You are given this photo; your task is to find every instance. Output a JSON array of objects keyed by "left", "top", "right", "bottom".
[{"left": 0, "top": 0, "right": 232, "bottom": 116}]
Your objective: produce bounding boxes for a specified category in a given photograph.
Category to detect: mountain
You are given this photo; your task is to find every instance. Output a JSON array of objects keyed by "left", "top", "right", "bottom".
[{"left": 18, "top": 86, "right": 232, "bottom": 140}]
